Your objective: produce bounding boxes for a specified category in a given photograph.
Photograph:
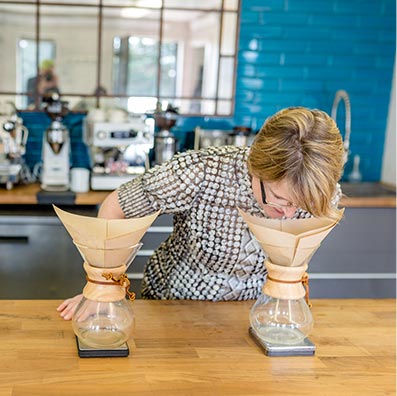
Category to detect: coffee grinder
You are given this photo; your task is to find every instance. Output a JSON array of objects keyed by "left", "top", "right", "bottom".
[{"left": 41, "top": 93, "right": 71, "bottom": 191}]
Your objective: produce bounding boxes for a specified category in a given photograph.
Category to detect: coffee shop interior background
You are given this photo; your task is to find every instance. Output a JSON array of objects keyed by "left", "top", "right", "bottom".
[
  {"left": 0, "top": 1, "right": 395, "bottom": 303},
  {"left": 0, "top": 0, "right": 395, "bottom": 185}
]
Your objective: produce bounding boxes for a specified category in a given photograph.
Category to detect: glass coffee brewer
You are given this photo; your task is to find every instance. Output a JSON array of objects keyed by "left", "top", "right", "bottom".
[
  {"left": 238, "top": 208, "right": 344, "bottom": 356},
  {"left": 54, "top": 205, "right": 159, "bottom": 357}
]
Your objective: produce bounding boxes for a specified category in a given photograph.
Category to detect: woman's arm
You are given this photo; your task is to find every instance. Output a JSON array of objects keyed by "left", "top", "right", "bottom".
[{"left": 97, "top": 190, "right": 125, "bottom": 219}]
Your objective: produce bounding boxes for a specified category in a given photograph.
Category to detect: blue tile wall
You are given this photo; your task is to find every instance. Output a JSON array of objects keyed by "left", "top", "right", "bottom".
[
  {"left": 19, "top": 112, "right": 90, "bottom": 171},
  {"left": 17, "top": 0, "right": 395, "bottom": 182},
  {"left": 232, "top": 0, "right": 395, "bottom": 181}
]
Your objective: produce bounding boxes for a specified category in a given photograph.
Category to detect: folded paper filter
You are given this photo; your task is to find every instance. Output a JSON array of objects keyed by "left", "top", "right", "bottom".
[
  {"left": 54, "top": 205, "right": 160, "bottom": 302},
  {"left": 54, "top": 205, "right": 160, "bottom": 268},
  {"left": 238, "top": 208, "right": 344, "bottom": 300},
  {"left": 238, "top": 208, "right": 344, "bottom": 267}
]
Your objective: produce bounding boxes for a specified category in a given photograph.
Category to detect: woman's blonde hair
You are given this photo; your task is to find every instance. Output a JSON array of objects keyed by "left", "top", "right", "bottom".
[{"left": 247, "top": 107, "right": 344, "bottom": 218}]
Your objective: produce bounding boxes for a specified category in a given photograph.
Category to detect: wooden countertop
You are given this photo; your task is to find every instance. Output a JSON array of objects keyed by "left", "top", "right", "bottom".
[
  {"left": 0, "top": 183, "right": 109, "bottom": 205},
  {"left": 339, "top": 195, "right": 395, "bottom": 207},
  {"left": 0, "top": 182, "right": 395, "bottom": 207},
  {"left": 0, "top": 299, "right": 394, "bottom": 395}
]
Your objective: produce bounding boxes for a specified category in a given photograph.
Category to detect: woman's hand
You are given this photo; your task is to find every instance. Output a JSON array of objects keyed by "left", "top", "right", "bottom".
[{"left": 57, "top": 294, "right": 83, "bottom": 320}]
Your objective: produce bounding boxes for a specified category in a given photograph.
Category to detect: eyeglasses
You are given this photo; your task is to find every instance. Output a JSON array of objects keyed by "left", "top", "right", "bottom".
[{"left": 259, "top": 180, "right": 297, "bottom": 212}]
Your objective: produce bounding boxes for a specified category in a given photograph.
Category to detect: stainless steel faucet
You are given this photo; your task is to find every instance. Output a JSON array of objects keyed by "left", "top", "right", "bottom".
[{"left": 331, "top": 89, "right": 351, "bottom": 165}]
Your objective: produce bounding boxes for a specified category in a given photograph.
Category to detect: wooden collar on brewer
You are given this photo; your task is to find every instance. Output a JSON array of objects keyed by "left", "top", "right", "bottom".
[
  {"left": 86, "top": 273, "right": 136, "bottom": 301},
  {"left": 266, "top": 272, "right": 311, "bottom": 307}
]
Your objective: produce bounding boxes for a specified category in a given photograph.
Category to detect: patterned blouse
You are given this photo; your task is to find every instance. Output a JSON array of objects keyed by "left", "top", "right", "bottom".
[{"left": 118, "top": 146, "right": 331, "bottom": 301}]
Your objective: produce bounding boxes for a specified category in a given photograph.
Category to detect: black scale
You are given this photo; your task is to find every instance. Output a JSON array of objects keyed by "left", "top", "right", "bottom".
[{"left": 76, "top": 337, "right": 129, "bottom": 358}]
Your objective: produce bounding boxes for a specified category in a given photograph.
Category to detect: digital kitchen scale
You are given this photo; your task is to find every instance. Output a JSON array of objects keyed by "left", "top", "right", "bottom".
[
  {"left": 76, "top": 337, "right": 129, "bottom": 358},
  {"left": 249, "top": 327, "right": 316, "bottom": 357}
]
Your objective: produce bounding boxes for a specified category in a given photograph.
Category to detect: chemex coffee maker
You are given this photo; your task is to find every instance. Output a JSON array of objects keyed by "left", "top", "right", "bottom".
[
  {"left": 41, "top": 93, "right": 71, "bottom": 191},
  {"left": 84, "top": 112, "right": 154, "bottom": 190},
  {"left": 0, "top": 110, "right": 29, "bottom": 190},
  {"left": 238, "top": 208, "right": 344, "bottom": 357},
  {"left": 54, "top": 205, "right": 160, "bottom": 357}
]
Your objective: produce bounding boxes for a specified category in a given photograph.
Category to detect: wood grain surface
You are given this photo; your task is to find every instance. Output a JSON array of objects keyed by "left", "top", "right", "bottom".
[
  {"left": 0, "top": 299, "right": 394, "bottom": 396},
  {"left": 0, "top": 183, "right": 395, "bottom": 207},
  {"left": 0, "top": 183, "right": 109, "bottom": 205}
]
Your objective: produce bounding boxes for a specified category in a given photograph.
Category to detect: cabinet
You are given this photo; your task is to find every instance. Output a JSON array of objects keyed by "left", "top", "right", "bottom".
[
  {"left": 309, "top": 207, "right": 396, "bottom": 298},
  {"left": 0, "top": 205, "right": 395, "bottom": 299}
]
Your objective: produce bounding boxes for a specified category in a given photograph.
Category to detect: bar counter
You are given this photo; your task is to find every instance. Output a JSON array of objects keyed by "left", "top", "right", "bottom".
[
  {"left": 0, "top": 182, "right": 395, "bottom": 207},
  {"left": 0, "top": 299, "right": 394, "bottom": 395}
]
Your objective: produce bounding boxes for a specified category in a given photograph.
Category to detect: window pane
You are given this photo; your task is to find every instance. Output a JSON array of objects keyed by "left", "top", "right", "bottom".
[
  {"left": 103, "top": 0, "right": 162, "bottom": 7},
  {"left": 128, "top": 37, "right": 158, "bottom": 96},
  {"left": 0, "top": 0, "right": 239, "bottom": 117},
  {"left": 0, "top": 0, "right": 35, "bottom": 3},
  {"left": 217, "top": 100, "right": 232, "bottom": 115},
  {"left": 44, "top": 0, "right": 99, "bottom": 4},
  {"left": 159, "top": 42, "right": 178, "bottom": 97},
  {"left": 113, "top": 36, "right": 159, "bottom": 96},
  {"left": 40, "top": 5, "right": 98, "bottom": 97},
  {"left": 218, "top": 57, "right": 234, "bottom": 99},
  {"left": 168, "top": 98, "right": 216, "bottom": 115},
  {"left": 221, "top": 12, "right": 237, "bottom": 56},
  {"left": 224, "top": 0, "right": 239, "bottom": 11},
  {"left": 0, "top": 4, "right": 36, "bottom": 93},
  {"left": 163, "top": 10, "right": 220, "bottom": 100},
  {"left": 21, "top": 39, "right": 56, "bottom": 108},
  {"left": 104, "top": 7, "right": 161, "bottom": 96},
  {"left": 41, "top": 0, "right": 99, "bottom": 6},
  {"left": 164, "top": 0, "right": 222, "bottom": 10}
]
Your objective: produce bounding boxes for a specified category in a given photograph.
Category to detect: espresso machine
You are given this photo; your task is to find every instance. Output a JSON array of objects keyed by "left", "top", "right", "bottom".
[
  {"left": 0, "top": 112, "right": 29, "bottom": 190},
  {"left": 84, "top": 115, "right": 154, "bottom": 190},
  {"left": 41, "top": 94, "right": 71, "bottom": 191}
]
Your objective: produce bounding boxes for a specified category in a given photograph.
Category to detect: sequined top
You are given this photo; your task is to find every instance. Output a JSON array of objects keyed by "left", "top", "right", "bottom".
[{"left": 118, "top": 146, "right": 331, "bottom": 301}]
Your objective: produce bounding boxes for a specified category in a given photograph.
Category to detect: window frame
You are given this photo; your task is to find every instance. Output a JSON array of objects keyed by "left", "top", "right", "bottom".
[{"left": 0, "top": 0, "right": 241, "bottom": 116}]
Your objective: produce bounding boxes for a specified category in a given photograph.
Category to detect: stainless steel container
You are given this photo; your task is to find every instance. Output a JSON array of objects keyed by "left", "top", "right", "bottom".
[{"left": 154, "top": 130, "right": 176, "bottom": 164}]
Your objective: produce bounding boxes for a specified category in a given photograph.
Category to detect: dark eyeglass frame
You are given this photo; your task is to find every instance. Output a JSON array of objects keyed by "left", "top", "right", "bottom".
[
  {"left": 259, "top": 179, "right": 268, "bottom": 205},
  {"left": 259, "top": 180, "right": 296, "bottom": 209}
]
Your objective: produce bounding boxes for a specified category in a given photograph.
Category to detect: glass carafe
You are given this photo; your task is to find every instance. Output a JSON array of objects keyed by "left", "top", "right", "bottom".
[
  {"left": 72, "top": 242, "right": 142, "bottom": 349},
  {"left": 72, "top": 297, "right": 135, "bottom": 349},
  {"left": 250, "top": 260, "right": 313, "bottom": 345},
  {"left": 250, "top": 293, "right": 313, "bottom": 345}
]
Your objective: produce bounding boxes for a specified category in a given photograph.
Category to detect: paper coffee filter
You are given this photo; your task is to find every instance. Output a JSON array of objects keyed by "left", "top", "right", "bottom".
[
  {"left": 292, "top": 246, "right": 320, "bottom": 267},
  {"left": 74, "top": 243, "right": 141, "bottom": 268},
  {"left": 104, "top": 230, "right": 146, "bottom": 249},
  {"left": 106, "top": 211, "right": 159, "bottom": 237},
  {"left": 58, "top": 222, "right": 100, "bottom": 249},
  {"left": 54, "top": 206, "right": 107, "bottom": 248},
  {"left": 257, "top": 243, "right": 295, "bottom": 266},
  {"left": 238, "top": 208, "right": 343, "bottom": 235},
  {"left": 291, "top": 226, "right": 338, "bottom": 266},
  {"left": 53, "top": 205, "right": 160, "bottom": 249},
  {"left": 238, "top": 208, "right": 344, "bottom": 267}
]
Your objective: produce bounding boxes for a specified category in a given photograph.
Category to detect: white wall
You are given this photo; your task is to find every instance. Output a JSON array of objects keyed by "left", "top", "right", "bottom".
[{"left": 381, "top": 60, "right": 396, "bottom": 186}]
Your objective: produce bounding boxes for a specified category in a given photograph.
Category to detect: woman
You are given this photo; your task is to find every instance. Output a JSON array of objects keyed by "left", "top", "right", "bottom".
[{"left": 58, "top": 107, "right": 344, "bottom": 319}]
